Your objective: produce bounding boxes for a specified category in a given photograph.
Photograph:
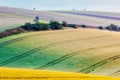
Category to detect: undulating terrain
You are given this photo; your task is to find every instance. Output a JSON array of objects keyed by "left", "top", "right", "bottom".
[
  {"left": 1, "top": 6, "right": 120, "bottom": 32},
  {"left": 0, "top": 28, "right": 120, "bottom": 78},
  {"left": 0, "top": 6, "right": 120, "bottom": 79}
]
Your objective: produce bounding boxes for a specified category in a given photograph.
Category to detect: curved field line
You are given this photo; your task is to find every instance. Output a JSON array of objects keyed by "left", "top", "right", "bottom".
[
  {"left": 77, "top": 55, "right": 120, "bottom": 74},
  {"left": 35, "top": 50, "right": 81, "bottom": 69},
  {"left": 0, "top": 36, "right": 27, "bottom": 46},
  {"left": 108, "top": 70, "right": 120, "bottom": 76},
  {"left": 0, "top": 33, "right": 57, "bottom": 47},
  {"left": 0, "top": 41, "right": 71, "bottom": 66},
  {"left": 0, "top": 30, "right": 75, "bottom": 47},
  {"left": 0, "top": 35, "right": 111, "bottom": 66},
  {"left": 0, "top": 34, "right": 42, "bottom": 47},
  {"left": 35, "top": 43, "right": 120, "bottom": 70}
]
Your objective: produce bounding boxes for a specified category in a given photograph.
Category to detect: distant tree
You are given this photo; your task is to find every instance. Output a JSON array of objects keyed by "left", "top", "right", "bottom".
[
  {"left": 21, "top": 22, "right": 31, "bottom": 31},
  {"left": 50, "top": 20, "right": 63, "bottom": 30},
  {"left": 80, "top": 25, "right": 86, "bottom": 28},
  {"left": 105, "top": 26, "right": 111, "bottom": 30},
  {"left": 21, "top": 22, "right": 50, "bottom": 31},
  {"left": 72, "top": 8, "right": 75, "bottom": 12},
  {"left": 105, "top": 23, "right": 118, "bottom": 31},
  {"left": 98, "top": 26, "right": 103, "bottom": 30},
  {"left": 83, "top": 9, "right": 86, "bottom": 11},
  {"left": 38, "top": 22, "right": 50, "bottom": 30},
  {"left": 68, "top": 24, "right": 76, "bottom": 28},
  {"left": 62, "top": 21, "right": 68, "bottom": 27},
  {"left": 109, "top": 24, "right": 118, "bottom": 31},
  {"left": 118, "top": 27, "right": 120, "bottom": 31},
  {"left": 33, "top": 8, "right": 36, "bottom": 10}
]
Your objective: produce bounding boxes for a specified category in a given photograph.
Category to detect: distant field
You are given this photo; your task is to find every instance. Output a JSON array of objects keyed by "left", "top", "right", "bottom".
[
  {"left": 0, "top": 28, "right": 120, "bottom": 77},
  {"left": 0, "top": 12, "right": 33, "bottom": 32},
  {"left": 1, "top": 6, "right": 120, "bottom": 31},
  {"left": 0, "top": 12, "right": 33, "bottom": 26},
  {"left": 0, "top": 67, "right": 118, "bottom": 80},
  {"left": 54, "top": 11, "right": 120, "bottom": 26},
  {"left": 59, "top": 11, "right": 120, "bottom": 20},
  {"left": 77, "top": 11, "right": 120, "bottom": 18}
]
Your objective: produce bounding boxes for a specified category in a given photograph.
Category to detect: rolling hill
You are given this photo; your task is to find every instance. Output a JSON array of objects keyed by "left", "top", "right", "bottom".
[
  {"left": 1, "top": 6, "right": 120, "bottom": 79},
  {"left": 0, "top": 28, "right": 120, "bottom": 78},
  {"left": 1, "top": 6, "right": 120, "bottom": 33}
]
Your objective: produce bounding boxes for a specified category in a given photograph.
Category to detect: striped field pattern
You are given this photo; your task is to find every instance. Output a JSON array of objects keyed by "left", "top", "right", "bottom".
[
  {"left": 1, "top": 6, "right": 120, "bottom": 33},
  {"left": 0, "top": 28, "right": 120, "bottom": 78}
]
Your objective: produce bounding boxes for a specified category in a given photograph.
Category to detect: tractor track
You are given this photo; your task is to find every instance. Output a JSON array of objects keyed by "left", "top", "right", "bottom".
[
  {"left": 78, "top": 55, "right": 120, "bottom": 74},
  {"left": 0, "top": 33, "right": 57, "bottom": 47},
  {"left": 108, "top": 70, "right": 120, "bottom": 76},
  {"left": 0, "top": 30, "right": 76, "bottom": 47},
  {"left": 0, "top": 36, "right": 27, "bottom": 47},
  {"left": 35, "top": 50, "right": 81, "bottom": 69},
  {"left": 0, "top": 40, "right": 71, "bottom": 66},
  {"left": 0, "top": 35, "right": 111, "bottom": 66},
  {"left": 35, "top": 44, "right": 120, "bottom": 70}
]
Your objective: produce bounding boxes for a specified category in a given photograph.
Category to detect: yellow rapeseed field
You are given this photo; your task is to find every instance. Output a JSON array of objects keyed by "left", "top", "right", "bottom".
[{"left": 0, "top": 67, "right": 119, "bottom": 80}]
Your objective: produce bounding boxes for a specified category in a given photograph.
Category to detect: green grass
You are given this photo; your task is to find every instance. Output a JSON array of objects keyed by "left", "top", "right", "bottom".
[{"left": 0, "top": 28, "right": 120, "bottom": 77}]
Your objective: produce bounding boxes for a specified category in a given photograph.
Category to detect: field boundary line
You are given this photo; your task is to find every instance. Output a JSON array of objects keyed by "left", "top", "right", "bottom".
[{"left": 78, "top": 55, "right": 120, "bottom": 74}]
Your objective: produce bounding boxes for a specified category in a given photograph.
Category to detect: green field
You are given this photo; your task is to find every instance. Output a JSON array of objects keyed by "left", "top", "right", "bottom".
[{"left": 0, "top": 28, "right": 120, "bottom": 77}]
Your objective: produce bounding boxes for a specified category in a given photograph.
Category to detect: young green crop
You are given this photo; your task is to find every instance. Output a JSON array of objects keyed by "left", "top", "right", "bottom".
[{"left": 0, "top": 28, "right": 120, "bottom": 77}]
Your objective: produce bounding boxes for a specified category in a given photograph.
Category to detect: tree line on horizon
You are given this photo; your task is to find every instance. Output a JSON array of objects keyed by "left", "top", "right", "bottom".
[{"left": 0, "top": 20, "right": 120, "bottom": 38}]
